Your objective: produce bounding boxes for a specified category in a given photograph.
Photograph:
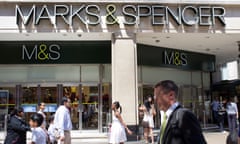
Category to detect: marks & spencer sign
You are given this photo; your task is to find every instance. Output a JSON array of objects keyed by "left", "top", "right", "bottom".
[
  {"left": 137, "top": 44, "right": 215, "bottom": 72},
  {"left": 0, "top": 41, "right": 111, "bottom": 64},
  {"left": 15, "top": 4, "right": 226, "bottom": 27}
]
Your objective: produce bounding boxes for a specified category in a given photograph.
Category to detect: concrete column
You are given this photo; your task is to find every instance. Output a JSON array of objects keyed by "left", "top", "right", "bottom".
[{"left": 111, "top": 33, "right": 138, "bottom": 125}]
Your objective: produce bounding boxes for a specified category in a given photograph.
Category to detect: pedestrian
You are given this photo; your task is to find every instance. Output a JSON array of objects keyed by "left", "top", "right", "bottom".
[
  {"left": 38, "top": 102, "right": 47, "bottom": 129},
  {"left": 48, "top": 114, "right": 57, "bottom": 144},
  {"left": 139, "top": 95, "right": 156, "bottom": 144},
  {"left": 154, "top": 80, "right": 207, "bottom": 144},
  {"left": 4, "top": 107, "right": 31, "bottom": 144},
  {"left": 109, "top": 101, "right": 132, "bottom": 144},
  {"left": 29, "top": 113, "right": 48, "bottom": 144},
  {"left": 218, "top": 98, "right": 227, "bottom": 133},
  {"left": 54, "top": 97, "right": 72, "bottom": 144},
  {"left": 211, "top": 96, "right": 220, "bottom": 124},
  {"left": 226, "top": 96, "right": 238, "bottom": 133}
]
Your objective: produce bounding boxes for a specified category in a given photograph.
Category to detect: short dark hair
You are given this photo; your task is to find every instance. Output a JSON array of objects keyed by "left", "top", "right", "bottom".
[
  {"left": 61, "top": 96, "right": 69, "bottom": 105},
  {"left": 38, "top": 102, "right": 44, "bottom": 107},
  {"left": 30, "top": 113, "right": 44, "bottom": 127},
  {"left": 155, "top": 80, "right": 179, "bottom": 96},
  {"left": 10, "top": 107, "right": 24, "bottom": 117}
]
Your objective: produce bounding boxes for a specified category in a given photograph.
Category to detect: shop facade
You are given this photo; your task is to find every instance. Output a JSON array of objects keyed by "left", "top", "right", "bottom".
[{"left": 0, "top": 1, "right": 238, "bottom": 133}]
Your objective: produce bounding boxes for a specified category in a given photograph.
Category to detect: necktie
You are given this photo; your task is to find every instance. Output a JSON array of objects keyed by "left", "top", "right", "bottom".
[{"left": 160, "top": 112, "right": 167, "bottom": 144}]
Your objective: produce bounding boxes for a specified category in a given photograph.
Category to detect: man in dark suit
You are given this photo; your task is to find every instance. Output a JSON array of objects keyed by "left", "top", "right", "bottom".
[{"left": 154, "top": 80, "right": 207, "bottom": 144}]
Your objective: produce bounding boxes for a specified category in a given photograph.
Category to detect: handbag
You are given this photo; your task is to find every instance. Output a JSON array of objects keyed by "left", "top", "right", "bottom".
[
  {"left": 142, "top": 120, "right": 149, "bottom": 128},
  {"left": 53, "top": 128, "right": 61, "bottom": 139}
]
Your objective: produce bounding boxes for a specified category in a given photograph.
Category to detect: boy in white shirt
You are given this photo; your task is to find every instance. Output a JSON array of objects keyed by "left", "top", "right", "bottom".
[{"left": 29, "top": 113, "right": 47, "bottom": 144}]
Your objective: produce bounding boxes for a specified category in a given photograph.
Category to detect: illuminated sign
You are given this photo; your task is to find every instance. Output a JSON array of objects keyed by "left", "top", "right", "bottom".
[
  {"left": 0, "top": 41, "right": 111, "bottom": 64},
  {"left": 137, "top": 44, "right": 215, "bottom": 72},
  {"left": 15, "top": 4, "right": 226, "bottom": 27},
  {"left": 164, "top": 50, "right": 187, "bottom": 66},
  {"left": 22, "top": 44, "right": 61, "bottom": 61}
]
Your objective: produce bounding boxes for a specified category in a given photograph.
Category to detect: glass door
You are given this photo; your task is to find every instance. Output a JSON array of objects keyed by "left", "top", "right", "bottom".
[
  {"left": 21, "top": 84, "right": 38, "bottom": 122},
  {"left": 179, "top": 85, "right": 202, "bottom": 121},
  {"left": 62, "top": 84, "right": 80, "bottom": 130},
  {"left": 81, "top": 84, "right": 99, "bottom": 130},
  {"left": 40, "top": 84, "right": 58, "bottom": 127}
]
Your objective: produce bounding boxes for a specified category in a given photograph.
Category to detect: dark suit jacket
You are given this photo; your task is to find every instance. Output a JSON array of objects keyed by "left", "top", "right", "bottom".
[
  {"left": 161, "top": 105, "right": 207, "bottom": 144},
  {"left": 4, "top": 115, "right": 30, "bottom": 144}
]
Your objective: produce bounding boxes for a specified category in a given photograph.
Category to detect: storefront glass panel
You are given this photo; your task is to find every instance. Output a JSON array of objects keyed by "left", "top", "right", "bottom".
[
  {"left": 63, "top": 85, "right": 80, "bottom": 130},
  {"left": 81, "top": 65, "right": 99, "bottom": 82},
  {"left": 21, "top": 85, "right": 38, "bottom": 122},
  {"left": 101, "top": 83, "right": 111, "bottom": 132},
  {"left": 139, "top": 66, "right": 210, "bottom": 125},
  {"left": 81, "top": 85, "right": 99, "bottom": 130}
]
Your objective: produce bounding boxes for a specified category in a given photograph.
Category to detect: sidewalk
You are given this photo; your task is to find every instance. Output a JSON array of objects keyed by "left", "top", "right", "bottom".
[{"left": 0, "top": 130, "right": 230, "bottom": 144}]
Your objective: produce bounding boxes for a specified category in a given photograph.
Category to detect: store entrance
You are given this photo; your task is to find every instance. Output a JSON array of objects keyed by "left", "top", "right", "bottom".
[
  {"left": 179, "top": 85, "right": 204, "bottom": 122},
  {"left": 80, "top": 84, "right": 99, "bottom": 130},
  {"left": 0, "top": 82, "right": 111, "bottom": 132}
]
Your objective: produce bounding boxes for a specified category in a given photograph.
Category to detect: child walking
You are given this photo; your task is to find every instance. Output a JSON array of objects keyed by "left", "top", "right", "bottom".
[{"left": 29, "top": 113, "right": 48, "bottom": 144}]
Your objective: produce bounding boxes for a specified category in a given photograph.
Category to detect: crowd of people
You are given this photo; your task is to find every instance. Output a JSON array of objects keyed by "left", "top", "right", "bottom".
[
  {"left": 4, "top": 97, "right": 72, "bottom": 144},
  {"left": 211, "top": 95, "right": 239, "bottom": 144},
  {"left": 4, "top": 79, "right": 240, "bottom": 144}
]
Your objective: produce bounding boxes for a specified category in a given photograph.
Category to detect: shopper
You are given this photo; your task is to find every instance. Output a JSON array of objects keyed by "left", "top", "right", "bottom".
[
  {"left": 109, "top": 101, "right": 132, "bottom": 144},
  {"left": 226, "top": 96, "right": 238, "bottom": 133},
  {"left": 154, "top": 80, "right": 207, "bottom": 144},
  {"left": 29, "top": 113, "right": 47, "bottom": 144},
  {"left": 211, "top": 96, "right": 220, "bottom": 124},
  {"left": 38, "top": 102, "right": 47, "bottom": 129},
  {"left": 48, "top": 114, "right": 57, "bottom": 144},
  {"left": 54, "top": 97, "right": 72, "bottom": 144},
  {"left": 4, "top": 107, "right": 31, "bottom": 144},
  {"left": 139, "top": 95, "right": 156, "bottom": 144},
  {"left": 218, "top": 98, "right": 227, "bottom": 133}
]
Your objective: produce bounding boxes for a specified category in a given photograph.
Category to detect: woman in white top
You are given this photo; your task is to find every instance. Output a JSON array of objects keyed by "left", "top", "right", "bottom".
[
  {"left": 109, "top": 101, "right": 132, "bottom": 144},
  {"left": 37, "top": 102, "right": 46, "bottom": 129},
  {"left": 139, "top": 96, "right": 156, "bottom": 144}
]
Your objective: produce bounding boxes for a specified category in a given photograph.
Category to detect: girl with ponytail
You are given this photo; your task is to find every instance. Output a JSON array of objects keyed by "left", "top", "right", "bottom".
[{"left": 109, "top": 101, "right": 132, "bottom": 144}]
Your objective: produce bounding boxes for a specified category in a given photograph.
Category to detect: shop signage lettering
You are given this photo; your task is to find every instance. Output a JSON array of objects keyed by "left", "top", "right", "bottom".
[
  {"left": 164, "top": 50, "right": 187, "bottom": 66},
  {"left": 15, "top": 4, "right": 226, "bottom": 26},
  {"left": 22, "top": 44, "right": 61, "bottom": 61}
]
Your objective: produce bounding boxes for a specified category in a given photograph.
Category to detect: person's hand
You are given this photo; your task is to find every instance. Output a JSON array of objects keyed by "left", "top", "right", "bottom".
[
  {"left": 59, "top": 135, "right": 65, "bottom": 141},
  {"left": 127, "top": 129, "right": 133, "bottom": 135}
]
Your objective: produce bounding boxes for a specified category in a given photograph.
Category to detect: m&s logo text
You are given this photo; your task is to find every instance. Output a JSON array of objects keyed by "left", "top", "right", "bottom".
[{"left": 22, "top": 43, "right": 61, "bottom": 61}]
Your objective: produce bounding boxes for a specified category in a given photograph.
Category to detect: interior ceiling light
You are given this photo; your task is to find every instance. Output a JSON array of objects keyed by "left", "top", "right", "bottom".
[
  {"left": 155, "top": 39, "right": 160, "bottom": 43},
  {"left": 77, "top": 34, "right": 82, "bottom": 37}
]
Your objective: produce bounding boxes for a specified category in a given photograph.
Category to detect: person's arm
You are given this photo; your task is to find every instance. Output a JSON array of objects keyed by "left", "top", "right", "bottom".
[
  {"left": 9, "top": 117, "right": 30, "bottom": 132},
  {"left": 151, "top": 104, "right": 156, "bottom": 116},
  {"left": 234, "top": 103, "right": 238, "bottom": 119},
  {"left": 115, "top": 112, "right": 132, "bottom": 135}
]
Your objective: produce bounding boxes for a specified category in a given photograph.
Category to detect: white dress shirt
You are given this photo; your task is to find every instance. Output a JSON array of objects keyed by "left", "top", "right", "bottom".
[{"left": 54, "top": 105, "right": 72, "bottom": 137}]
